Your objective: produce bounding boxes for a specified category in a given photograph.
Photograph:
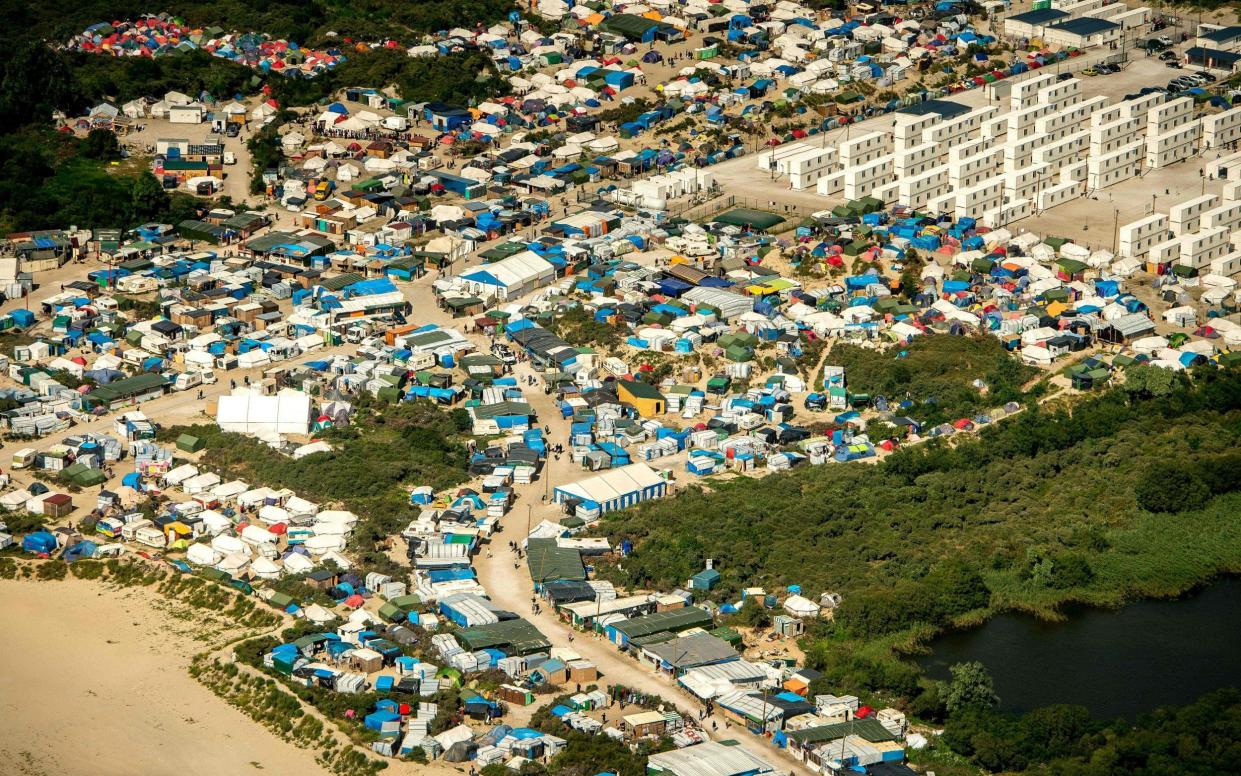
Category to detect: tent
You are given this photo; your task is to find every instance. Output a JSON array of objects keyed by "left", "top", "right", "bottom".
[
  {"left": 176, "top": 433, "right": 205, "bottom": 452},
  {"left": 713, "top": 208, "right": 786, "bottom": 231},
  {"left": 216, "top": 389, "right": 312, "bottom": 436},
  {"left": 552, "top": 463, "right": 668, "bottom": 513}
]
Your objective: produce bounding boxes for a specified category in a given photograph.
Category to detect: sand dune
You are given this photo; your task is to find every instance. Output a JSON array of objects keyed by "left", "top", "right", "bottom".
[{"left": 0, "top": 578, "right": 330, "bottom": 776}]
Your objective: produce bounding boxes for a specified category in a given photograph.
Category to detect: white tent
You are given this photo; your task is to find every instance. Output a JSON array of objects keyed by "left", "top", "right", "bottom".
[
  {"left": 456, "top": 251, "right": 556, "bottom": 301},
  {"left": 302, "top": 604, "right": 338, "bottom": 625},
  {"left": 164, "top": 463, "right": 199, "bottom": 486},
  {"left": 251, "top": 557, "right": 283, "bottom": 581},
  {"left": 216, "top": 389, "right": 312, "bottom": 436},
  {"left": 284, "top": 552, "right": 315, "bottom": 574},
  {"left": 783, "top": 594, "right": 821, "bottom": 618},
  {"left": 186, "top": 543, "right": 221, "bottom": 566},
  {"left": 258, "top": 505, "right": 291, "bottom": 524},
  {"left": 199, "top": 510, "right": 232, "bottom": 535},
  {"left": 211, "top": 535, "right": 247, "bottom": 556},
  {"left": 303, "top": 534, "right": 347, "bottom": 555}
]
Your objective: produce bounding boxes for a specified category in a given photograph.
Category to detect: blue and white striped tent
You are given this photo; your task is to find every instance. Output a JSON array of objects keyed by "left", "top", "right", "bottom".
[{"left": 552, "top": 462, "right": 667, "bottom": 513}]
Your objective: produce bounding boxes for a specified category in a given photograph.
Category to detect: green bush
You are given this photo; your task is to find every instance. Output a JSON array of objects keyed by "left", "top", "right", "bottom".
[{"left": 1135, "top": 463, "right": 1210, "bottom": 513}]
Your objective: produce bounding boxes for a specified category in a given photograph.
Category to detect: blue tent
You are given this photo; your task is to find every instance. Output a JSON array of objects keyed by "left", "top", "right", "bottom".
[{"left": 22, "top": 531, "right": 57, "bottom": 554}]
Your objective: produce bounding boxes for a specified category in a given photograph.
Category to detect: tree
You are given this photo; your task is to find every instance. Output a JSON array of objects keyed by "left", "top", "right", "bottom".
[
  {"left": 945, "top": 661, "right": 999, "bottom": 715},
  {"left": 1135, "top": 463, "right": 1210, "bottom": 514},
  {"left": 734, "top": 596, "right": 771, "bottom": 629},
  {"left": 82, "top": 128, "right": 121, "bottom": 160},
  {"left": 0, "top": 42, "right": 81, "bottom": 128},
  {"left": 1124, "top": 363, "right": 1183, "bottom": 398},
  {"left": 130, "top": 172, "right": 170, "bottom": 221}
]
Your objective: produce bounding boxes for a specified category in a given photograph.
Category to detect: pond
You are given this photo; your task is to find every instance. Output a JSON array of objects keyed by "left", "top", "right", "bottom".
[{"left": 919, "top": 578, "right": 1241, "bottom": 719}]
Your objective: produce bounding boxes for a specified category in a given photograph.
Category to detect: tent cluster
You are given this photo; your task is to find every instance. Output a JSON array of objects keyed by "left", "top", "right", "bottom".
[{"left": 64, "top": 15, "right": 347, "bottom": 77}]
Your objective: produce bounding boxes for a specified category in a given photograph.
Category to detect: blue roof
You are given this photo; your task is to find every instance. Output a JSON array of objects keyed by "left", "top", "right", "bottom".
[
  {"left": 460, "top": 269, "right": 503, "bottom": 286},
  {"left": 1008, "top": 7, "right": 1069, "bottom": 24},
  {"left": 1049, "top": 16, "right": 1119, "bottom": 35}
]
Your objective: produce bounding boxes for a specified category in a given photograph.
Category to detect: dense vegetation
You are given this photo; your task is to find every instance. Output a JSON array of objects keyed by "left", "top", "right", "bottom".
[
  {"left": 546, "top": 305, "right": 623, "bottom": 351},
  {"left": 598, "top": 366, "right": 1241, "bottom": 711},
  {"left": 603, "top": 364, "right": 1241, "bottom": 618},
  {"left": 163, "top": 400, "right": 470, "bottom": 574},
  {"left": 939, "top": 687, "right": 1241, "bottom": 775},
  {"left": 264, "top": 48, "right": 508, "bottom": 111},
  {"left": 0, "top": 127, "right": 206, "bottom": 233},
  {"left": 69, "top": 49, "right": 259, "bottom": 107},
  {"left": 828, "top": 335, "right": 1038, "bottom": 424}
]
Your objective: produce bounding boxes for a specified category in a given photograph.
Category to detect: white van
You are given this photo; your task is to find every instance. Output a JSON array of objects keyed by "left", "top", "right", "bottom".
[{"left": 195, "top": 369, "right": 217, "bottom": 385}]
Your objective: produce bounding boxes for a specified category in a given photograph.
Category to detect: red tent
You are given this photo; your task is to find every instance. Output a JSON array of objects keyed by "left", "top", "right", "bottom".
[{"left": 344, "top": 594, "right": 365, "bottom": 608}]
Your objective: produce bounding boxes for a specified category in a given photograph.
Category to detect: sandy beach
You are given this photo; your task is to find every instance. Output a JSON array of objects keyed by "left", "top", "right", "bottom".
[{"left": 0, "top": 577, "right": 331, "bottom": 776}]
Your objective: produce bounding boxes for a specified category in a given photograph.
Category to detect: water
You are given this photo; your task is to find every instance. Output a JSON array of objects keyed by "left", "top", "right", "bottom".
[{"left": 919, "top": 578, "right": 1241, "bottom": 719}]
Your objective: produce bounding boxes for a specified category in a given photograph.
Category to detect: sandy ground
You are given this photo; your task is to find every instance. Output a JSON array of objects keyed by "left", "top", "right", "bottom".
[{"left": 0, "top": 578, "right": 331, "bottom": 776}]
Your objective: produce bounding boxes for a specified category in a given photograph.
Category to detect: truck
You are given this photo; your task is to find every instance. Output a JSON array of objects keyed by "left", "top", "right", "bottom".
[
  {"left": 223, "top": 151, "right": 237, "bottom": 165},
  {"left": 11, "top": 448, "right": 36, "bottom": 469},
  {"left": 344, "top": 321, "right": 380, "bottom": 343}
]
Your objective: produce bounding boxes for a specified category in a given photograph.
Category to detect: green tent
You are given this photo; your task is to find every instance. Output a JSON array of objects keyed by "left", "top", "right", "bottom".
[
  {"left": 267, "top": 592, "right": 295, "bottom": 610},
  {"left": 176, "top": 434, "right": 204, "bottom": 453},
  {"left": 712, "top": 208, "right": 786, "bottom": 231},
  {"left": 724, "top": 344, "right": 753, "bottom": 362},
  {"left": 379, "top": 602, "right": 407, "bottom": 622},
  {"left": 63, "top": 462, "right": 107, "bottom": 487}
]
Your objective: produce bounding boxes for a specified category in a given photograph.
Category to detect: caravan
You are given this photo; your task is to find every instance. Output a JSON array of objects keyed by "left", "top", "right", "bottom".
[
  {"left": 173, "top": 371, "right": 203, "bottom": 392},
  {"left": 11, "top": 448, "right": 36, "bottom": 469}
]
